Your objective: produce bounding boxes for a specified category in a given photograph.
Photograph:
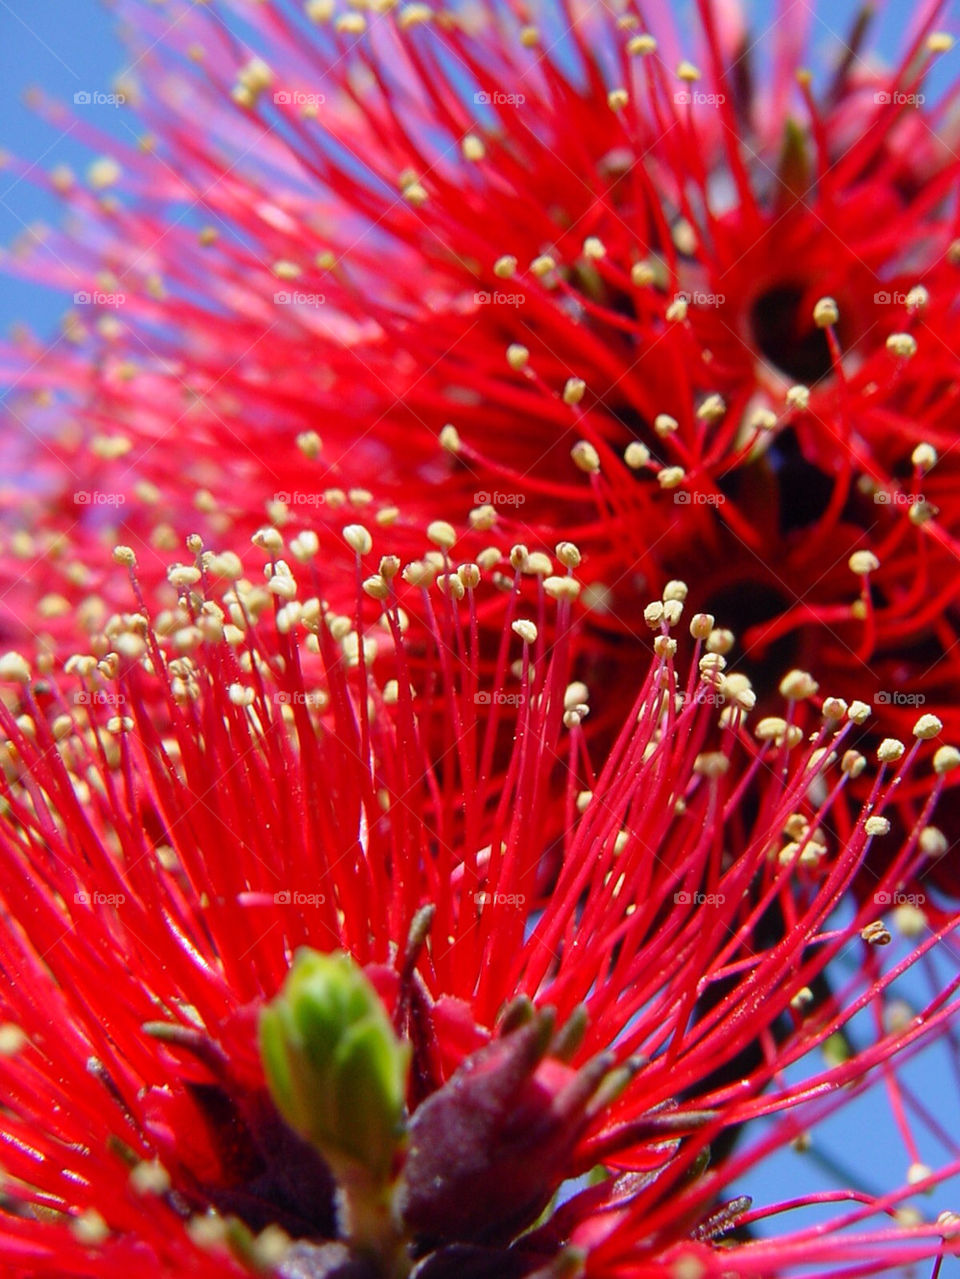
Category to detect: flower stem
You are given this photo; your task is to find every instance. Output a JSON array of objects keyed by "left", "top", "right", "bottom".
[{"left": 338, "top": 1170, "right": 410, "bottom": 1279}]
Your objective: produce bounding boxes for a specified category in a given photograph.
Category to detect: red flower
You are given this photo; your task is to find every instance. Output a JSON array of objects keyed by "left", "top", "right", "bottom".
[
  {"left": 4, "top": 1, "right": 960, "bottom": 906},
  {"left": 0, "top": 535, "right": 957, "bottom": 1276},
  {"left": 2, "top": 1, "right": 959, "bottom": 739}
]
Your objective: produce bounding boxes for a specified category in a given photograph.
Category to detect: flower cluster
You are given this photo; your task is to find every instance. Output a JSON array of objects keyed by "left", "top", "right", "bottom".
[
  {"left": 3, "top": 1, "right": 959, "bottom": 745},
  {"left": 3, "top": 1, "right": 960, "bottom": 1275},
  {"left": 0, "top": 530, "right": 958, "bottom": 1276}
]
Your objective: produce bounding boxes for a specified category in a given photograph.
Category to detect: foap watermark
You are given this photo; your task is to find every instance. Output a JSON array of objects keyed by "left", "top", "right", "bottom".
[
  {"left": 675, "top": 289, "right": 726, "bottom": 307},
  {"left": 674, "top": 491, "right": 725, "bottom": 506},
  {"left": 274, "top": 490, "right": 325, "bottom": 507},
  {"left": 74, "top": 891, "right": 126, "bottom": 906},
  {"left": 274, "top": 291, "right": 326, "bottom": 307},
  {"left": 874, "top": 491, "right": 927, "bottom": 507},
  {"left": 674, "top": 90, "right": 726, "bottom": 106},
  {"left": 874, "top": 890, "right": 926, "bottom": 907},
  {"left": 475, "top": 690, "right": 525, "bottom": 706},
  {"left": 874, "top": 691, "right": 926, "bottom": 707},
  {"left": 474, "top": 891, "right": 526, "bottom": 907},
  {"left": 74, "top": 490, "right": 126, "bottom": 507},
  {"left": 74, "top": 290, "right": 125, "bottom": 308},
  {"left": 678, "top": 689, "right": 725, "bottom": 707},
  {"left": 74, "top": 90, "right": 127, "bottom": 108},
  {"left": 473, "top": 489, "right": 525, "bottom": 507},
  {"left": 874, "top": 290, "right": 912, "bottom": 306},
  {"left": 674, "top": 890, "right": 725, "bottom": 906},
  {"left": 874, "top": 90, "right": 925, "bottom": 106},
  {"left": 74, "top": 690, "right": 125, "bottom": 707},
  {"left": 474, "top": 90, "right": 525, "bottom": 106},
  {"left": 274, "top": 890, "right": 326, "bottom": 906},
  {"left": 273, "top": 90, "right": 326, "bottom": 107},
  {"left": 474, "top": 291, "right": 525, "bottom": 308},
  {"left": 275, "top": 691, "right": 326, "bottom": 707}
]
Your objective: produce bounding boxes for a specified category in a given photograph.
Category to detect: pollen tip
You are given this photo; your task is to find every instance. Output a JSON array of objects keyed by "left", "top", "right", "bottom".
[
  {"left": 848, "top": 550, "right": 879, "bottom": 576},
  {"left": 571, "top": 440, "right": 600, "bottom": 474},
  {"left": 343, "top": 523, "right": 373, "bottom": 555},
  {"left": 813, "top": 296, "right": 839, "bottom": 328}
]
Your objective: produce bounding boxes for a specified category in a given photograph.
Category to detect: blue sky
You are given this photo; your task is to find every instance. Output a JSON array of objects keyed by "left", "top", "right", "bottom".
[{"left": 1, "top": 0, "right": 950, "bottom": 333}]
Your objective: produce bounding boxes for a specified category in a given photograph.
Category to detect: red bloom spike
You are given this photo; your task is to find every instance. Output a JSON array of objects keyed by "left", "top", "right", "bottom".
[
  {"left": 0, "top": 535, "right": 958, "bottom": 1275},
  {"left": 4, "top": 1, "right": 960, "bottom": 894}
]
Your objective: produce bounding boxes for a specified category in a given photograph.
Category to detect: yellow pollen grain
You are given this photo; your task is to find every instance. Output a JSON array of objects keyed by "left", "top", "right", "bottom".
[
  {"left": 786, "top": 384, "right": 810, "bottom": 411},
  {"left": 631, "top": 260, "right": 656, "bottom": 287},
  {"left": 0, "top": 1024, "right": 27, "bottom": 1056},
  {"left": 252, "top": 527, "right": 283, "bottom": 555},
  {"left": 861, "top": 920, "right": 892, "bottom": 946},
  {"left": 696, "top": 393, "right": 725, "bottom": 422},
  {"left": 543, "top": 577, "right": 580, "bottom": 601},
  {"left": 886, "top": 332, "right": 917, "bottom": 359},
  {"left": 343, "top": 524, "right": 372, "bottom": 555},
  {"left": 934, "top": 745, "right": 960, "bottom": 774},
  {"left": 253, "top": 1225, "right": 293, "bottom": 1268},
  {"left": 297, "top": 430, "right": 322, "bottom": 458},
  {"left": 571, "top": 440, "right": 600, "bottom": 473},
  {"left": 920, "top": 825, "right": 948, "bottom": 856},
  {"left": 865, "top": 816, "right": 890, "bottom": 836},
  {"left": 813, "top": 296, "right": 839, "bottom": 328},
  {"left": 624, "top": 441, "right": 650, "bottom": 468},
  {"left": 877, "top": 738, "right": 905, "bottom": 764},
  {"left": 689, "top": 612, "right": 714, "bottom": 640},
  {"left": 848, "top": 550, "right": 879, "bottom": 575},
  {"left": 0, "top": 653, "right": 30, "bottom": 684},
  {"left": 842, "top": 750, "right": 866, "bottom": 777},
  {"left": 779, "top": 669, "right": 818, "bottom": 700},
  {"left": 523, "top": 552, "right": 552, "bottom": 576},
  {"left": 563, "top": 377, "right": 586, "bottom": 406},
  {"left": 627, "top": 34, "right": 657, "bottom": 55},
  {"left": 643, "top": 601, "right": 664, "bottom": 629},
  {"left": 71, "top": 1209, "right": 110, "bottom": 1245},
  {"left": 336, "top": 12, "right": 368, "bottom": 32},
  {"left": 399, "top": 3, "right": 432, "bottom": 26},
  {"left": 87, "top": 157, "right": 121, "bottom": 190},
  {"left": 401, "top": 180, "right": 427, "bottom": 204},
  {"left": 130, "top": 1161, "right": 171, "bottom": 1195},
  {"left": 556, "top": 541, "right": 581, "bottom": 568},
  {"left": 469, "top": 505, "right": 496, "bottom": 531},
  {"left": 914, "top": 713, "right": 943, "bottom": 740},
  {"left": 912, "top": 442, "right": 937, "bottom": 472},
  {"left": 512, "top": 619, "right": 538, "bottom": 645},
  {"left": 426, "top": 520, "right": 456, "bottom": 550}
]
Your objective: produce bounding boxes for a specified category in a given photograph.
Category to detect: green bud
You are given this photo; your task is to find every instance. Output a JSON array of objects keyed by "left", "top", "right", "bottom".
[{"left": 259, "top": 949, "right": 410, "bottom": 1182}]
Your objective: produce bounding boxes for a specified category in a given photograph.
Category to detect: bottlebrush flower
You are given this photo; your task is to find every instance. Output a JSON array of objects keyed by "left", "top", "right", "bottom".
[
  {"left": 0, "top": 530, "right": 959, "bottom": 1276},
  {"left": 3, "top": 0, "right": 960, "bottom": 755}
]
